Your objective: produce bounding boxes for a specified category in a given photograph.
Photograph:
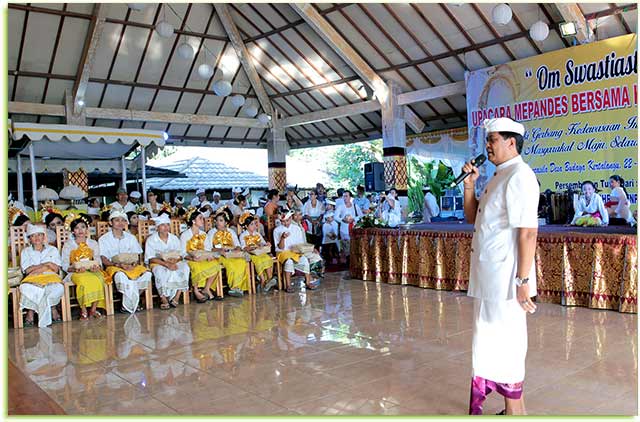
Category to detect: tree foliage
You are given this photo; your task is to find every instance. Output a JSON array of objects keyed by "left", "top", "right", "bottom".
[
  {"left": 326, "top": 140, "right": 383, "bottom": 189},
  {"left": 407, "top": 157, "right": 456, "bottom": 214}
]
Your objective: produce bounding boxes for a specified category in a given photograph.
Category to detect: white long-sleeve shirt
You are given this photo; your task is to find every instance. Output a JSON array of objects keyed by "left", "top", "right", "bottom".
[
  {"left": 571, "top": 194, "right": 609, "bottom": 225},
  {"left": 322, "top": 221, "right": 339, "bottom": 245},
  {"left": 98, "top": 230, "right": 142, "bottom": 260},
  {"left": 335, "top": 202, "right": 362, "bottom": 240},
  {"left": 423, "top": 192, "right": 440, "bottom": 223},
  {"left": 20, "top": 244, "right": 61, "bottom": 274},
  {"left": 144, "top": 232, "right": 184, "bottom": 264},
  {"left": 302, "top": 200, "right": 325, "bottom": 218},
  {"left": 273, "top": 224, "right": 306, "bottom": 252},
  {"left": 611, "top": 187, "right": 635, "bottom": 223}
]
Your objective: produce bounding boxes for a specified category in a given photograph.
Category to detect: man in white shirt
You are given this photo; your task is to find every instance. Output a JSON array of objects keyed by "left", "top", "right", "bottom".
[
  {"left": 129, "top": 191, "right": 142, "bottom": 206},
  {"left": 422, "top": 186, "right": 440, "bottom": 223},
  {"left": 210, "top": 192, "right": 223, "bottom": 212},
  {"left": 463, "top": 117, "right": 539, "bottom": 415},
  {"left": 99, "top": 210, "right": 152, "bottom": 314},
  {"left": 273, "top": 210, "right": 319, "bottom": 293},
  {"left": 335, "top": 191, "right": 362, "bottom": 260},
  {"left": 110, "top": 188, "right": 136, "bottom": 213},
  {"left": 190, "top": 188, "right": 207, "bottom": 208},
  {"left": 227, "top": 187, "right": 242, "bottom": 207}
]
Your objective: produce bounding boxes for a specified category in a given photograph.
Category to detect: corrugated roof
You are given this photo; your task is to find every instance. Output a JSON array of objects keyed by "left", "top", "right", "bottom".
[{"left": 146, "top": 156, "right": 267, "bottom": 191}]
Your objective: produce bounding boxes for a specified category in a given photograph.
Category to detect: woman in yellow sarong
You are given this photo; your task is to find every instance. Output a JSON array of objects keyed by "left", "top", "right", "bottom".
[
  {"left": 19, "top": 224, "right": 64, "bottom": 327},
  {"left": 238, "top": 212, "right": 277, "bottom": 293},
  {"left": 180, "top": 207, "right": 222, "bottom": 302},
  {"left": 205, "top": 207, "right": 249, "bottom": 297},
  {"left": 61, "top": 214, "right": 106, "bottom": 320}
]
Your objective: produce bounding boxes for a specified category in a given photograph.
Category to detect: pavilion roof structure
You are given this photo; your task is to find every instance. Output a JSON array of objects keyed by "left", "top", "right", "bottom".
[{"left": 8, "top": 3, "right": 637, "bottom": 149}]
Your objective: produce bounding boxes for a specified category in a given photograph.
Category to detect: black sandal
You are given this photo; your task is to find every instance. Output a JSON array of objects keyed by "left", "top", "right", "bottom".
[
  {"left": 496, "top": 409, "right": 506, "bottom": 415},
  {"left": 24, "top": 319, "right": 35, "bottom": 327},
  {"left": 169, "top": 300, "right": 179, "bottom": 308}
]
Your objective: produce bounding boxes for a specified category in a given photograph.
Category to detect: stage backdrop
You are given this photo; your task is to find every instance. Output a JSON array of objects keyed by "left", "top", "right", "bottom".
[{"left": 466, "top": 34, "right": 637, "bottom": 209}]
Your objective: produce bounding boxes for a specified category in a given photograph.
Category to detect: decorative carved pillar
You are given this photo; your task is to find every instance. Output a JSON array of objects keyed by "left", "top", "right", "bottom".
[{"left": 381, "top": 80, "right": 408, "bottom": 197}]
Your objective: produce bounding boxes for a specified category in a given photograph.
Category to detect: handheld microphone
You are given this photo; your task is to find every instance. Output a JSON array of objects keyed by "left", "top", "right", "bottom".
[{"left": 449, "top": 154, "right": 487, "bottom": 188}]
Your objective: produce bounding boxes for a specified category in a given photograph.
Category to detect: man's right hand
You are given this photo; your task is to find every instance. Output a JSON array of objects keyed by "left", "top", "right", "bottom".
[{"left": 461, "top": 161, "right": 480, "bottom": 187}]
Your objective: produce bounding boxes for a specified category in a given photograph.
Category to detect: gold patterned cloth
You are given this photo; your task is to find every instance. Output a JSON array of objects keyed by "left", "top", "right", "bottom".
[
  {"left": 350, "top": 228, "right": 637, "bottom": 314},
  {"left": 213, "top": 230, "right": 234, "bottom": 248},
  {"left": 186, "top": 233, "right": 207, "bottom": 253}
]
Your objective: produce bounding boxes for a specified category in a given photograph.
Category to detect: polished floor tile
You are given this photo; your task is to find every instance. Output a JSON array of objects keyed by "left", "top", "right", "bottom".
[{"left": 8, "top": 271, "right": 637, "bottom": 415}]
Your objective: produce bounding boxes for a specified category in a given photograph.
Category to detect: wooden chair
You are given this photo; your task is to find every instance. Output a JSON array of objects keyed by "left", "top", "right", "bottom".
[
  {"left": 55, "top": 226, "right": 115, "bottom": 318},
  {"left": 9, "top": 287, "right": 22, "bottom": 329},
  {"left": 137, "top": 219, "right": 154, "bottom": 246},
  {"left": 204, "top": 216, "right": 214, "bottom": 232},
  {"left": 170, "top": 218, "right": 182, "bottom": 236},
  {"left": 95, "top": 221, "right": 110, "bottom": 239},
  {"left": 9, "top": 225, "right": 69, "bottom": 327}
]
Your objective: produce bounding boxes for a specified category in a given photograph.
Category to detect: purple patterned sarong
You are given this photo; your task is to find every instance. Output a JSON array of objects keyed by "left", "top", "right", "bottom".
[{"left": 468, "top": 376, "right": 523, "bottom": 415}]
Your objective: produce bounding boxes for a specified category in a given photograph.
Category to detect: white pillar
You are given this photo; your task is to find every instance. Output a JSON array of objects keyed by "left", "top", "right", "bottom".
[
  {"left": 16, "top": 154, "right": 24, "bottom": 203},
  {"left": 121, "top": 156, "right": 127, "bottom": 191},
  {"left": 141, "top": 146, "right": 147, "bottom": 203},
  {"left": 267, "top": 111, "right": 288, "bottom": 192},
  {"left": 28, "top": 143, "right": 38, "bottom": 213},
  {"left": 381, "top": 80, "right": 409, "bottom": 218}
]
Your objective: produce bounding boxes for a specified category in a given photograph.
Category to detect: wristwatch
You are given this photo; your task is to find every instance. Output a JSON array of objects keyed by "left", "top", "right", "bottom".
[{"left": 515, "top": 277, "right": 529, "bottom": 287}]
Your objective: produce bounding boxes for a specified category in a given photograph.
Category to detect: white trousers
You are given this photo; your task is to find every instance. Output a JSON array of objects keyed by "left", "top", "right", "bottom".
[
  {"left": 114, "top": 271, "right": 152, "bottom": 313},
  {"left": 19, "top": 283, "right": 64, "bottom": 328},
  {"left": 472, "top": 298, "right": 528, "bottom": 384},
  {"left": 152, "top": 261, "right": 190, "bottom": 299},
  {"left": 284, "top": 256, "right": 310, "bottom": 274}
]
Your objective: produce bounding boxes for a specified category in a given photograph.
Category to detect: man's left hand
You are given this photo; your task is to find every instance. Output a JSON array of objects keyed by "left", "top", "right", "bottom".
[{"left": 516, "top": 284, "right": 537, "bottom": 313}]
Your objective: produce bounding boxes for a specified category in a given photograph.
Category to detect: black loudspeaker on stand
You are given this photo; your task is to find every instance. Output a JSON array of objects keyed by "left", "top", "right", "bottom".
[{"left": 364, "top": 162, "right": 385, "bottom": 192}]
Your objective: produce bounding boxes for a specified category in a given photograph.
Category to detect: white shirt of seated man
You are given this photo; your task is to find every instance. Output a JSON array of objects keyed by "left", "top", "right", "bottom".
[{"left": 273, "top": 218, "right": 306, "bottom": 252}]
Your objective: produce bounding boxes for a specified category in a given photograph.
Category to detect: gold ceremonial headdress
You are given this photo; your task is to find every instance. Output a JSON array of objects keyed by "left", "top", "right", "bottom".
[
  {"left": 40, "top": 201, "right": 62, "bottom": 223},
  {"left": 185, "top": 206, "right": 200, "bottom": 223},
  {"left": 63, "top": 212, "right": 91, "bottom": 232},
  {"left": 214, "top": 206, "right": 233, "bottom": 224},
  {"left": 238, "top": 211, "right": 255, "bottom": 227}
]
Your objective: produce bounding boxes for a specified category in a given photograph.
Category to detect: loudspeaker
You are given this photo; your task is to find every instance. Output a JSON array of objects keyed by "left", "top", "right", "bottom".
[{"left": 364, "top": 162, "right": 385, "bottom": 192}]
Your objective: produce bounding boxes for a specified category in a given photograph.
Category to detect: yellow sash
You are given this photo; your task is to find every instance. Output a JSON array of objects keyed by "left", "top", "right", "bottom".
[
  {"left": 186, "top": 233, "right": 207, "bottom": 253},
  {"left": 213, "top": 230, "right": 234, "bottom": 248},
  {"left": 104, "top": 264, "right": 148, "bottom": 284},
  {"left": 21, "top": 273, "right": 62, "bottom": 286},
  {"left": 244, "top": 234, "right": 262, "bottom": 247},
  {"left": 277, "top": 250, "right": 301, "bottom": 265}
]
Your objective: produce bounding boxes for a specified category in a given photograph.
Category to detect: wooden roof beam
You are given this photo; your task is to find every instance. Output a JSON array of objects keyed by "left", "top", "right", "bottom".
[
  {"left": 291, "top": 3, "right": 425, "bottom": 133},
  {"left": 215, "top": 4, "right": 274, "bottom": 117},
  {"left": 554, "top": 3, "right": 594, "bottom": 44},
  {"left": 9, "top": 102, "right": 268, "bottom": 129},
  {"left": 72, "top": 4, "right": 106, "bottom": 115},
  {"left": 281, "top": 81, "right": 465, "bottom": 128}
]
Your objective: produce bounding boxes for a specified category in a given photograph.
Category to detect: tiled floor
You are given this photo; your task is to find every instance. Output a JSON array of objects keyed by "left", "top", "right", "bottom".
[{"left": 8, "top": 272, "right": 638, "bottom": 415}]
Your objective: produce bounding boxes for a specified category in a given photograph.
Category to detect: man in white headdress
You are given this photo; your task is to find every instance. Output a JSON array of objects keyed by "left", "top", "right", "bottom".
[
  {"left": 274, "top": 210, "right": 319, "bottom": 293},
  {"left": 129, "top": 191, "right": 142, "bottom": 206},
  {"left": 190, "top": 188, "right": 207, "bottom": 208},
  {"left": 19, "top": 224, "right": 64, "bottom": 327},
  {"left": 463, "top": 117, "right": 538, "bottom": 415},
  {"left": 144, "top": 214, "right": 190, "bottom": 309},
  {"left": 422, "top": 186, "right": 440, "bottom": 223},
  {"left": 227, "top": 187, "right": 243, "bottom": 207},
  {"left": 98, "top": 210, "right": 152, "bottom": 313},
  {"left": 210, "top": 191, "right": 223, "bottom": 212}
]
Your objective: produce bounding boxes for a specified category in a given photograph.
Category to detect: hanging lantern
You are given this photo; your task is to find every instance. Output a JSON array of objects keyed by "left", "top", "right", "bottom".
[
  {"left": 212, "top": 80, "right": 232, "bottom": 97},
  {"left": 530, "top": 20, "right": 549, "bottom": 42},
  {"left": 36, "top": 186, "right": 59, "bottom": 201},
  {"left": 257, "top": 113, "right": 271, "bottom": 124},
  {"left": 491, "top": 4, "right": 512, "bottom": 26},
  {"left": 155, "top": 20, "right": 174, "bottom": 38},
  {"left": 243, "top": 105, "right": 258, "bottom": 118},
  {"left": 127, "top": 4, "right": 146, "bottom": 11},
  {"left": 177, "top": 42, "right": 194, "bottom": 60},
  {"left": 230, "top": 95, "right": 245, "bottom": 108},
  {"left": 197, "top": 63, "right": 214, "bottom": 79},
  {"left": 59, "top": 185, "right": 86, "bottom": 200}
]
